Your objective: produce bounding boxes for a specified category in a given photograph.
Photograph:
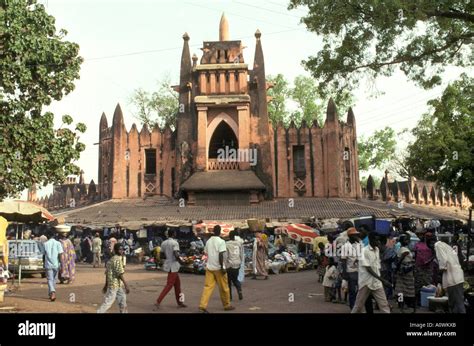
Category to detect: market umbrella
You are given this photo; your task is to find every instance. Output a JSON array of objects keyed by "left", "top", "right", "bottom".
[
  {"left": 275, "top": 223, "right": 319, "bottom": 244},
  {"left": 0, "top": 200, "right": 55, "bottom": 223},
  {"left": 194, "top": 221, "right": 234, "bottom": 237}
]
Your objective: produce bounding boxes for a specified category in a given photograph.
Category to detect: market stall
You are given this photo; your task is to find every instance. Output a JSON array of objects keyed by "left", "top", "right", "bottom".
[{"left": 267, "top": 224, "right": 319, "bottom": 273}]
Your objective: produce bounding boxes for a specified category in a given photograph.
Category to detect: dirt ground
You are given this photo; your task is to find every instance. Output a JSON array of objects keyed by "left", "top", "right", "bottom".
[
  {"left": 0, "top": 263, "right": 431, "bottom": 313},
  {"left": 0, "top": 263, "right": 351, "bottom": 313}
]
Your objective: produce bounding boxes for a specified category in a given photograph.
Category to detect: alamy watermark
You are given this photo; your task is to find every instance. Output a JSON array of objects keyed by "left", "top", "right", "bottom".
[{"left": 216, "top": 146, "right": 257, "bottom": 166}]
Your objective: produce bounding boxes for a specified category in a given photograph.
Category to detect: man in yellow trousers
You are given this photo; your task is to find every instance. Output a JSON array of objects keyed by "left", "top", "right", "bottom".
[{"left": 199, "top": 225, "right": 235, "bottom": 313}]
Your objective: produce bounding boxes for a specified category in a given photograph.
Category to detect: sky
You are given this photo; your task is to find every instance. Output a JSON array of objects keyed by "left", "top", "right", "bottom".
[{"left": 26, "top": 0, "right": 469, "bottom": 199}]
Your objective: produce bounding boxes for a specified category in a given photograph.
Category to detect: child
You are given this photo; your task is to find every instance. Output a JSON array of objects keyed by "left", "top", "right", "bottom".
[
  {"left": 322, "top": 258, "right": 338, "bottom": 302},
  {"left": 317, "top": 242, "right": 328, "bottom": 283}
]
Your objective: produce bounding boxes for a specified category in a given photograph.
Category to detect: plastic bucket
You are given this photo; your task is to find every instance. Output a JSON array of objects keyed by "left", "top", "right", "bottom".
[{"left": 421, "top": 286, "right": 437, "bottom": 308}]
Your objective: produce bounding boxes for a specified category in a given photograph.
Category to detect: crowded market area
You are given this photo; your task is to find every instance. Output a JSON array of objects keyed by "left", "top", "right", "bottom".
[{"left": 1, "top": 198, "right": 473, "bottom": 314}]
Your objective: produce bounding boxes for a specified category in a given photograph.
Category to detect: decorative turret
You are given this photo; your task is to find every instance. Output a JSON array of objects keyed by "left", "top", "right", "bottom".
[
  {"left": 100, "top": 112, "right": 108, "bottom": 133},
  {"left": 180, "top": 33, "right": 192, "bottom": 89},
  {"left": 112, "top": 103, "right": 124, "bottom": 131},
  {"left": 219, "top": 13, "right": 229, "bottom": 41},
  {"left": 326, "top": 98, "right": 337, "bottom": 123},
  {"left": 347, "top": 107, "right": 355, "bottom": 125}
]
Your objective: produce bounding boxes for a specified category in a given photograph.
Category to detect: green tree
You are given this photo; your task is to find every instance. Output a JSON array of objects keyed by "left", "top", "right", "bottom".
[
  {"left": 358, "top": 127, "right": 397, "bottom": 171},
  {"left": 267, "top": 74, "right": 290, "bottom": 125},
  {"left": 0, "top": 0, "right": 86, "bottom": 200},
  {"left": 405, "top": 74, "right": 473, "bottom": 201},
  {"left": 289, "top": 0, "right": 473, "bottom": 98},
  {"left": 268, "top": 74, "right": 355, "bottom": 127},
  {"left": 129, "top": 75, "right": 178, "bottom": 129},
  {"left": 290, "top": 75, "right": 322, "bottom": 125}
]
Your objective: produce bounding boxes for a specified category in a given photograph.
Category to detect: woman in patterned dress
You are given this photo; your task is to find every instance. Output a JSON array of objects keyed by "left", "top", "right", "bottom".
[
  {"left": 58, "top": 232, "right": 76, "bottom": 284},
  {"left": 395, "top": 234, "right": 416, "bottom": 312},
  {"left": 252, "top": 232, "right": 269, "bottom": 279}
]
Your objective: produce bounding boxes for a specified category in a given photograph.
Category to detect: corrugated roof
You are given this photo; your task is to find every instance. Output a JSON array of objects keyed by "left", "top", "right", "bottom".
[{"left": 57, "top": 197, "right": 467, "bottom": 227}]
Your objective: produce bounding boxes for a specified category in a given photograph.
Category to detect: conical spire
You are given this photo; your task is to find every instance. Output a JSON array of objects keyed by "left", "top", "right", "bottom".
[
  {"left": 100, "top": 112, "right": 108, "bottom": 129},
  {"left": 347, "top": 107, "right": 355, "bottom": 125},
  {"left": 112, "top": 103, "right": 124, "bottom": 128},
  {"left": 180, "top": 32, "right": 191, "bottom": 86},
  {"left": 219, "top": 13, "right": 229, "bottom": 41},
  {"left": 326, "top": 98, "right": 337, "bottom": 122},
  {"left": 79, "top": 170, "right": 84, "bottom": 185}
]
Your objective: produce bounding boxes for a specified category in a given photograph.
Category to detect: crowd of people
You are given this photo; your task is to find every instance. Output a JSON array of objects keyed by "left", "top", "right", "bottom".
[
  {"left": 316, "top": 225, "right": 467, "bottom": 313},
  {"left": 98, "top": 225, "right": 256, "bottom": 313},
  {"left": 11, "top": 220, "right": 470, "bottom": 314}
]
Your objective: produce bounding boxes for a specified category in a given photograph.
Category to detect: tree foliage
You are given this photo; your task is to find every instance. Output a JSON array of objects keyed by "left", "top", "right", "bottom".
[
  {"left": 358, "top": 127, "right": 397, "bottom": 171},
  {"left": 405, "top": 74, "right": 473, "bottom": 201},
  {"left": 289, "top": 0, "right": 473, "bottom": 98},
  {"left": 0, "top": 0, "right": 86, "bottom": 200},
  {"left": 129, "top": 75, "right": 178, "bottom": 129},
  {"left": 267, "top": 74, "right": 290, "bottom": 125},
  {"left": 267, "top": 74, "right": 354, "bottom": 127}
]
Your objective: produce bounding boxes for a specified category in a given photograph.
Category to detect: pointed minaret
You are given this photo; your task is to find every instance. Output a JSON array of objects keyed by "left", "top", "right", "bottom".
[
  {"left": 346, "top": 106, "right": 360, "bottom": 199},
  {"left": 79, "top": 170, "right": 84, "bottom": 185},
  {"left": 219, "top": 13, "right": 229, "bottom": 41},
  {"left": 99, "top": 112, "right": 108, "bottom": 139},
  {"left": 180, "top": 33, "right": 191, "bottom": 90},
  {"left": 367, "top": 175, "right": 375, "bottom": 199},
  {"left": 112, "top": 103, "right": 124, "bottom": 131},
  {"left": 347, "top": 107, "right": 355, "bottom": 125},
  {"left": 249, "top": 28, "right": 274, "bottom": 198},
  {"left": 326, "top": 98, "right": 337, "bottom": 123},
  {"left": 177, "top": 32, "right": 194, "bottom": 185},
  {"left": 99, "top": 111, "right": 108, "bottom": 194},
  {"left": 111, "top": 103, "right": 126, "bottom": 198}
]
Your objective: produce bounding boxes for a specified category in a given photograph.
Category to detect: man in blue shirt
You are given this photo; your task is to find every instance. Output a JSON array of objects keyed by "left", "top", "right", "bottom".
[{"left": 42, "top": 231, "right": 64, "bottom": 301}]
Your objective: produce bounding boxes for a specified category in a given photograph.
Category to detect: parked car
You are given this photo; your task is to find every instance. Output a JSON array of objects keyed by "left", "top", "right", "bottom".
[{"left": 8, "top": 240, "right": 45, "bottom": 278}]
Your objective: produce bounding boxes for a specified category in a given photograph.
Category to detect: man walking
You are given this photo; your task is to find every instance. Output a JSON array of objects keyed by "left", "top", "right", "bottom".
[
  {"left": 199, "top": 225, "right": 235, "bottom": 313},
  {"left": 351, "top": 232, "right": 391, "bottom": 313},
  {"left": 429, "top": 239, "right": 466, "bottom": 313},
  {"left": 97, "top": 243, "right": 130, "bottom": 313},
  {"left": 92, "top": 233, "right": 102, "bottom": 268},
  {"left": 226, "top": 230, "right": 243, "bottom": 301},
  {"left": 155, "top": 229, "right": 187, "bottom": 309},
  {"left": 42, "top": 231, "right": 64, "bottom": 302},
  {"left": 341, "top": 227, "right": 361, "bottom": 309}
]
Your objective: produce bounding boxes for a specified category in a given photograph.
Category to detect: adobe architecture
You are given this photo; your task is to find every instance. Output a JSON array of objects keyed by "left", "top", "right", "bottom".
[
  {"left": 363, "top": 175, "right": 472, "bottom": 209},
  {"left": 96, "top": 14, "right": 361, "bottom": 205},
  {"left": 29, "top": 14, "right": 470, "bottom": 213}
]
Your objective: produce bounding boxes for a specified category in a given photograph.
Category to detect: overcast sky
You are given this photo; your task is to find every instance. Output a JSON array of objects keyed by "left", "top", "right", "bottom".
[{"left": 28, "top": 0, "right": 468, "bottom": 198}]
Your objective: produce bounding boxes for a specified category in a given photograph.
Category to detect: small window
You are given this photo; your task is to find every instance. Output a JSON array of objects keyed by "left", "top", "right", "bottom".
[
  {"left": 293, "top": 145, "right": 306, "bottom": 177},
  {"left": 145, "top": 149, "right": 157, "bottom": 175}
]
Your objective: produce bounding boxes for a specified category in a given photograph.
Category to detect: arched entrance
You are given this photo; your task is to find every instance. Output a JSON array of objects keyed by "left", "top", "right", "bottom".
[{"left": 208, "top": 121, "right": 239, "bottom": 158}]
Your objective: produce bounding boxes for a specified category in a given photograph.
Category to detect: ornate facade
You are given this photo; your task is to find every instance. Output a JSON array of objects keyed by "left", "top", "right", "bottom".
[{"left": 97, "top": 15, "right": 361, "bottom": 205}]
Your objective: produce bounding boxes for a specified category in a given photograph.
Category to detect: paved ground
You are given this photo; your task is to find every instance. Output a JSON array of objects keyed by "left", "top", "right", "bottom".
[{"left": 0, "top": 263, "right": 431, "bottom": 314}]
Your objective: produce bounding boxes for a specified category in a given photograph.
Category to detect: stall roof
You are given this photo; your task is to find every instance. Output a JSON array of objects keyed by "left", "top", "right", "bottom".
[{"left": 57, "top": 197, "right": 468, "bottom": 226}]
